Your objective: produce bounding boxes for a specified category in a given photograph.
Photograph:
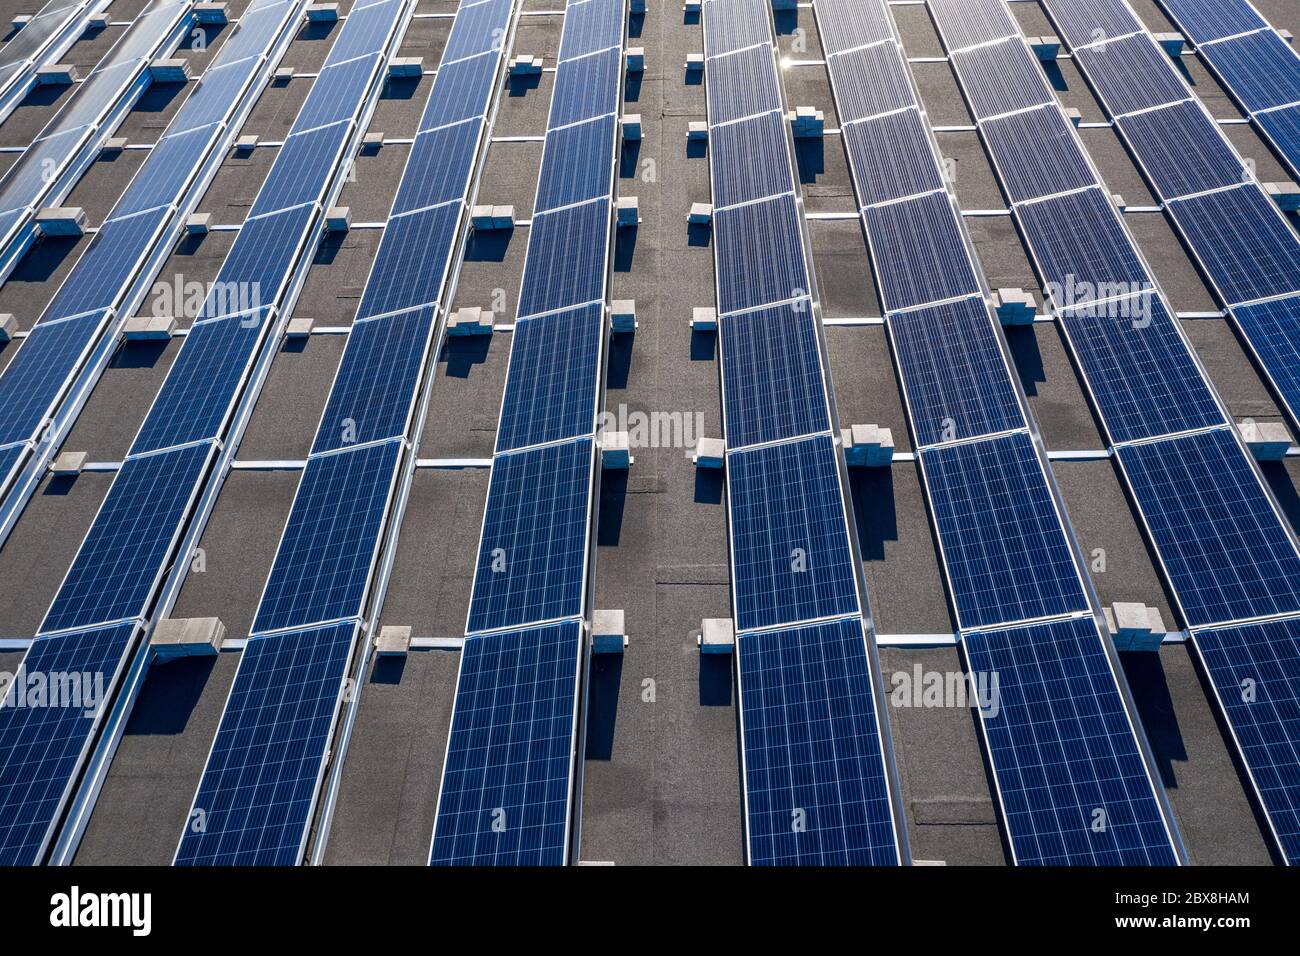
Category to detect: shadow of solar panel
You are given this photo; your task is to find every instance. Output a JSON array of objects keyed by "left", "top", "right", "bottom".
[
  {"left": 727, "top": 435, "right": 859, "bottom": 631},
  {"left": 706, "top": 44, "right": 781, "bottom": 125},
  {"left": 175, "top": 623, "right": 356, "bottom": 866},
  {"left": 1195, "top": 617, "right": 1300, "bottom": 864},
  {"left": 1017, "top": 187, "right": 1150, "bottom": 304},
  {"left": 356, "top": 201, "right": 461, "bottom": 319},
  {"left": 886, "top": 295, "right": 1025, "bottom": 446},
  {"left": 1117, "top": 428, "right": 1300, "bottom": 627},
  {"left": 430, "top": 621, "right": 581, "bottom": 866},
  {"left": 920, "top": 432, "right": 1088, "bottom": 629},
  {"left": 495, "top": 303, "right": 603, "bottom": 453},
  {"left": 515, "top": 199, "right": 609, "bottom": 319},
  {"left": 252, "top": 440, "right": 402, "bottom": 635},
  {"left": 863, "top": 190, "right": 980, "bottom": 313},
  {"left": 1057, "top": 292, "right": 1225, "bottom": 444},
  {"left": 467, "top": 439, "right": 594, "bottom": 633},
  {"left": 841, "top": 108, "right": 944, "bottom": 207},
  {"left": 1115, "top": 100, "right": 1248, "bottom": 200},
  {"left": 533, "top": 114, "right": 617, "bottom": 213},
  {"left": 714, "top": 194, "right": 809, "bottom": 315},
  {"left": 558, "top": 0, "right": 623, "bottom": 61},
  {"left": 964, "top": 617, "right": 1178, "bottom": 865},
  {"left": 824, "top": 41, "right": 915, "bottom": 124},
  {"left": 547, "top": 46, "right": 620, "bottom": 128},
  {"left": 813, "top": 0, "right": 893, "bottom": 56},
  {"left": 0, "top": 623, "right": 135, "bottom": 866},
  {"left": 1201, "top": 29, "right": 1300, "bottom": 112},
  {"left": 737, "top": 617, "right": 899, "bottom": 865},
  {"left": 0, "top": 311, "right": 105, "bottom": 446},
  {"left": 43, "top": 442, "right": 216, "bottom": 633},
  {"left": 982, "top": 104, "right": 1095, "bottom": 204},
  {"left": 719, "top": 299, "right": 831, "bottom": 449},
  {"left": 952, "top": 38, "right": 1054, "bottom": 120}
]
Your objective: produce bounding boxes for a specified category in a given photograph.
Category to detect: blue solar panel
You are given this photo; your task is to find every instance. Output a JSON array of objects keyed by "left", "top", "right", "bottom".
[
  {"left": 253, "top": 441, "right": 401, "bottom": 634},
  {"left": 1167, "top": 184, "right": 1300, "bottom": 306},
  {"left": 111, "top": 127, "right": 213, "bottom": 219},
  {"left": 430, "top": 620, "right": 581, "bottom": 866},
  {"left": 392, "top": 121, "right": 481, "bottom": 215},
  {"left": 1115, "top": 100, "right": 1249, "bottom": 199},
  {"left": 921, "top": 432, "right": 1088, "bottom": 630},
  {"left": 714, "top": 194, "right": 810, "bottom": 315},
  {"left": 467, "top": 439, "right": 594, "bottom": 633},
  {"left": 964, "top": 617, "right": 1179, "bottom": 866},
  {"left": 250, "top": 122, "right": 353, "bottom": 218},
  {"left": 825, "top": 42, "right": 915, "bottom": 124},
  {"left": 1060, "top": 293, "right": 1228, "bottom": 443},
  {"left": 1201, "top": 29, "right": 1300, "bottom": 112},
  {"left": 887, "top": 296, "right": 1026, "bottom": 446},
  {"left": 0, "top": 623, "right": 135, "bottom": 866},
  {"left": 863, "top": 190, "right": 980, "bottom": 313},
  {"left": 1017, "top": 188, "right": 1151, "bottom": 305},
  {"left": 43, "top": 209, "right": 169, "bottom": 321},
  {"left": 704, "top": 0, "right": 772, "bottom": 58},
  {"left": 720, "top": 300, "right": 831, "bottom": 449},
  {"left": 709, "top": 111, "right": 791, "bottom": 209},
  {"left": 814, "top": 0, "right": 893, "bottom": 56},
  {"left": 547, "top": 47, "right": 621, "bottom": 128},
  {"left": 208, "top": 0, "right": 300, "bottom": 66},
  {"left": 312, "top": 307, "right": 437, "bottom": 455},
  {"left": 1074, "top": 33, "right": 1188, "bottom": 117},
  {"left": 1234, "top": 295, "right": 1300, "bottom": 425},
  {"left": 0, "top": 443, "right": 25, "bottom": 494},
  {"left": 1195, "top": 617, "right": 1300, "bottom": 864},
  {"left": 495, "top": 303, "right": 603, "bottom": 453},
  {"left": 442, "top": 0, "right": 513, "bottom": 63},
  {"left": 295, "top": 54, "right": 382, "bottom": 132},
  {"left": 558, "top": 0, "right": 623, "bottom": 62},
  {"left": 203, "top": 204, "right": 316, "bottom": 320},
  {"left": 1257, "top": 103, "right": 1300, "bottom": 178},
  {"left": 533, "top": 115, "right": 617, "bottom": 213},
  {"left": 166, "top": 63, "right": 252, "bottom": 135},
  {"left": 322, "top": 0, "right": 402, "bottom": 67},
  {"left": 1119, "top": 428, "right": 1300, "bottom": 627},
  {"left": 737, "top": 617, "right": 899, "bottom": 866},
  {"left": 1151, "top": 0, "right": 1265, "bottom": 45},
  {"left": 356, "top": 202, "right": 461, "bottom": 319},
  {"left": 982, "top": 105, "right": 1096, "bottom": 204},
  {"left": 422, "top": 52, "right": 502, "bottom": 131},
  {"left": 175, "top": 623, "right": 355, "bottom": 866},
  {"left": 706, "top": 44, "right": 781, "bottom": 125},
  {"left": 953, "top": 38, "right": 1054, "bottom": 119},
  {"left": 515, "top": 200, "right": 610, "bottom": 319},
  {"left": 926, "top": 0, "right": 1016, "bottom": 51},
  {"left": 841, "top": 109, "right": 945, "bottom": 207},
  {"left": 44, "top": 442, "right": 216, "bottom": 633},
  {"left": 727, "top": 435, "right": 860, "bottom": 632},
  {"left": 0, "top": 312, "right": 104, "bottom": 447}
]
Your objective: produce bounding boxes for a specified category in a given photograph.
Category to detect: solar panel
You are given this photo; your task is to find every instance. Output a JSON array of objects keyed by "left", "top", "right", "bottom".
[
  {"left": 1115, "top": 100, "right": 1249, "bottom": 199},
  {"left": 953, "top": 38, "right": 1055, "bottom": 120},
  {"left": 841, "top": 109, "right": 945, "bottom": 208},
  {"left": 1017, "top": 188, "right": 1151, "bottom": 305},
  {"left": 737, "top": 617, "right": 898, "bottom": 865},
  {"left": 429, "top": 620, "right": 582, "bottom": 866},
  {"left": 1057, "top": 293, "right": 1225, "bottom": 443},
  {"left": 356, "top": 202, "right": 461, "bottom": 319},
  {"left": 442, "top": 0, "right": 513, "bottom": 63},
  {"left": 44, "top": 442, "right": 216, "bottom": 633},
  {"left": 202, "top": 204, "right": 316, "bottom": 321},
  {"left": 110, "top": 126, "right": 214, "bottom": 219},
  {"left": 558, "top": 0, "right": 623, "bottom": 62},
  {"left": 515, "top": 200, "right": 610, "bottom": 319},
  {"left": 1256, "top": 103, "right": 1300, "bottom": 178},
  {"left": 312, "top": 307, "right": 438, "bottom": 455},
  {"left": 825, "top": 42, "right": 915, "bottom": 124},
  {"left": 920, "top": 432, "right": 1088, "bottom": 630},
  {"left": 392, "top": 121, "right": 481, "bottom": 215},
  {"left": 886, "top": 296, "right": 1026, "bottom": 446},
  {"left": 547, "top": 46, "right": 621, "bottom": 128},
  {"left": 710, "top": 110, "right": 793, "bottom": 209},
  {"left": 1118, "top": 428, "right": 1300, "bottom": 627},
  {"left": 727, "top": 435, "right": 860, "bottom": 632},
  {"left": 964, "top": 616, "right": 1179, "bottom": 865},
  {"left": 1150, "top": 0, "right": 1265, "bottom": 45},
  {"left": 251, "top": 122, "right": 354, "bottom": 218},
  {"left": 0, "top": 623, "right": 135, "bottom": 866},
  {"left": 0, "top": 312, "right": 105, "bottom": 447},
  {"left": 533, "top": 115, "right": 618, "bottom": 213},
  {"left": 175, "top": 623, "right": 356, "bottom": 866},
  {"left": 294, "top": 54, "right": 382, "bottom": 132},
  {"left": 706, "top": 43, "right": 782, "bottom": 125},
  {"left": 1166, "top": 184, "right": 1300, "bottom": 306},
  {"left": 1194, "top": 617, "right": 1300, "bottom": 864},
  {"left": 0, "top": 443, "right": 25, "bottom": 495},
  {"left": 926, "top": 0, "right": 1016, "bottom": 52},
  {"left": 1073, "top": 33, "right": 1188, "bottom": 117},
  {"left": 200, "top": 0, "right": 300, "bottom": 72},
  {"left": 495, "top": 303, "right": 604, "bottom": 453},
  {"left": 982, "top": 104, "right": 1096, "bottom": 205},
  {"left": 813, "top": 0, "right": 893, "bottom": 56},
  {"left": 719, "top": 300, "right": 831, "bottom": 449},
  {"left": 703, "top": 0, "right": 773, "bottom": 58},
  {"left": 323, "top": 0, "right": 403, "bottom": 66},
  {"left": 1233, "top": 295, "right": 1300, "bottom": 425},
  {"left": 714, "top": 194, "right": 810, "bottom": 315},
  {"left": 43, "top": 209, "right": 168, "bottom": 321},
  {"left": 1200, "top": 29, "right": 1300, "bottom": 112},
  {"left": 422, "top": 52, "right": 502, "bottom": 131},
  {"left": 467, "top": 439, "right": 594, "bottom": 633},
  {"left": 863, "top": 190, "right": 980, "bottom": 313}
]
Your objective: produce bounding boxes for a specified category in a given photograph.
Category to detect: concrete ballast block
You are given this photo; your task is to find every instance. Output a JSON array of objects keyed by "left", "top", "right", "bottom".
[
  {"left": 1265, "top": 181, "right": 1300, "bottom": 212},
  {"left": 685, "top": 52, "right": 703, "bottom": 72},
  {"left": 325, "top": 206, "right": 351, "bottom": 233},
  {"left": 699, "top": 618, "right": 734, "bottom": 654},
  {"left": 1063, "top": 106, "right": 1083, "bottom": 126},
  {"left": 602, "top": 431, "right": 632, "bottom": 469},
  {"left": 274, "top": 66, "right": 294, "bottom": 82},
  {"left": 471, "top": 205, "right": 514, "bottom": 230},
  {"left": 842, "top": 424, "right": 894, "bottom": 467},
  {"left": 0, "top": 314, "right": 16, "bottom": 343},
  {"left": 149, "top": 58, "right": 192, "bottom": 83},
  {"left": 687, "top": 201, "right": 712, "bottom": 224},
  {"left": 626, "top": 47, "right": 645, "bottom": 73},
  {"left": 286, "top": 316, "right": 314, "bottom": 338},
  {"left": 194, "top": 2, "right": 229, "bottom": 25},
  {"left": 123, "top": 315, "right": 176, "bottom": 340},
  {"left": 622, "top": 113, "right": 642, "bottom": 141},
  {"left": 185, "top": 212, "right": 211, "bottom": 235},
  {"left": 691, "top": 306, "right": 717, "bottom": 331},
  {"left": 789, "top": 106, "right": 825, "bottom": 138},
  {"left": 687, "top": 120, "right": 708, "bottom": 141},
  {"left": 102, "top": 136, "right": 128, "bottom": 154},
  {"left": 1238, "top": 420, "right": 1292, "bottom": 461},
  {"left": 610, "top": 299, "right": 637, "bottom": 333},
  {"left": 51, "top": 451, "right": 88, "bottom": 476},
  {"left": 376, "top": 625, "right": 411, "bottom": 656},
  {"left": 993, "top": 287, "right": 1036, "bottom": 325},
  {"left": 362, "top": 131, "right": 385, "bottom": 151},
  {"left": 235, "top": 133, "right": 259, "bottom": 152},
  {"left": 447, "top": 306, "right": 495, "bottom": 336},
  {"left": 306, "top": 3, "right": 339, "bottom": 21},
  {"left": 617, "top": 196, "right": 640, "bottom": 227},
  {"left": 11, "top": 14, "right": 30, "bottom": 29},
  {"left": 694, "top": 436, "right": 725, "bottom": 468},
  {"left": 388, "top": 56, "right": 423, "bottom": 78},
  {"left": 1155, "top": 31, "right": 1184, "bottom": 56},
  {"left": 151, "top": 618, "right": 225, "bottom": 659},
  {"left": 36, "top": 64, "right": 77, "bottom": 85},
  {"left": 35, "top": 207, "right": 87, "bottom": 237},
  {"left": 1029, "top": 35, "right": 1060, "bottom": 61},
  {"left": 509, "top": 55, "right": 543, "bottom": 75},
  {"left": 592, "top": 610, "right": 627, "bottom": 654},
  {"left": 1104, "top": 603, "right": 1166, "bottom": 652}
]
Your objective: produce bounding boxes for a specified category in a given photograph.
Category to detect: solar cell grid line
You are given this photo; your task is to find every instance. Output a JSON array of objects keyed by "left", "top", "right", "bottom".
[
  {"left": 819, "top": 0, "right": 1183, "bottom": 864},
  {"left": 704, "top": 0, "right": 908, "bottom": 865},
  {"left": 175, "top": 623, "right": 357, "bottom": 866}
]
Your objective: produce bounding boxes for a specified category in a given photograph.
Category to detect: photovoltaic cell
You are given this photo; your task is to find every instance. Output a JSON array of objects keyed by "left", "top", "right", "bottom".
[
  {"left": 558, "top": 0, "right": 623, "bottom": 62},
  {"left": 1118, "top": 428, "right": 1300, "bottom": 627},
  {"left": 710, "top": 110, "right": 791, "bottom": 209},
  {"left": 982, "top": 105, "right": 1095, "bottom": 204},
  {"left": 1194, "top": 618, "right": 1300, "bottom": 864},
  {"left": 1166, "top": 184, "right": 1300, "bottom": 306},
  {"left": 964, "top": 617, "right": 1178, "bottom": 866},
  {"left": 863, "top": 190, "right": 980, "bottom": 313},
  {"left": 738, "top": 618, "right": 898, "bottom": 866},
  {"left": 441, "top": 0, "right": 512, "bottom": 63},
  {"left": 250, "top": 122, "right": 352, "bottom": 218},
  {"left": 202, "top": 0, "right": 299, "bottom": 70},
  {"left": 727, "top": 435, "right": 860, "bottom": 632},
  {"left": 1074, "top": 33, "right": 1188, "bottom": 117},
  {"left": 1201, "top": 29, "right": 1300, "bottom": 112},
  {"left": 1233, "top": 295, "right": 1300, "bottom": 424},
  {"left": 1256, "top": 103, "right": 1300, "bottom": 177},
  {"left": 391, "top": 120, "right": 481, "bottom": 215},
  {"left": 294, "top": 54, "right": 381, "bottom": 132},
  {"left": 110, "top": 127, "right": 212, "bottom": 218},
  {"left": 921, "top": 432, "right": 1088, "bottom": 630},
  {"left": 953, "top": 39, "right": 1054, "bottom": 120},
  {"left": 841, "top": 109, "right": 944, "bottom": 208},
  {"left": 706, "top": 43, "right": 781, "bottom": 125},
  {"left": 1157, "top": 0, "right": 1266, "bottom": 45},
  {"left": 312, "top": 306, "right": 437, "bottom": 455},
  {"left": 0, "top": 312, "right": 105, "bottom": 447},
  {"left": 356, "top": 202, "right": 461, "bottom": 319},
  {"left": 826, "top": 42, "right": 915, "bottom": 124},
  {"left": 43, "top": 209, "right": 167, "bottom": 321},
  {"left": 203, "top": 204, "right": 316, "bottom": 320},
  {"left": 887, "top": 296, "right": 1026, "bottom": 446},
  {"left": 0, "top": 624, "right": 135, "bottom": 866},
  {"left": 1058, "top": 293, "right": 1225, "bottom": 444},
  {"left": 926, "top": 0, "right": 1015, "bottom": 51},
  {"left": 515, "top": 200, "right": 609, "bottom": 319},
  {"left": 714, "top": 194, "right": 809, "bottom": 315},
  {"left": 533, "top": 115, "right": 617, "bottom": 213},
  {"left": 322, "top": 0, "right": 402, "bottom": 67},
  {"left": 703, "top": 0, "right": 772, "bottom": 57},
  {"left": 814, "top": 0, "right": 893, "bottom": 56},
  {"left": 422, "top": 52, "right": 501, "bottom": 131},
  {"left": 1116, "top": 100, "right": 1248, "bottom": 199},
  {"left": 44, "top": 442, "right": 216, "bottom": 633},
  {"left": 175, "top": 623, "right": 355, "bottom": 866},
  {"left": 547, "top": 47, "right": 620, "bottom": 128},
  {"left": 495, "top": 303, "right": 603, "bottom": 453},
  {"left": 467, "top": 439, "right": 593, "bottom": 633},
  {"left": 252, "top": 441, "right": 401, "bottom": 634},
  {"left": 429, "top": 621, "right": 581, "bottom": 866}
]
